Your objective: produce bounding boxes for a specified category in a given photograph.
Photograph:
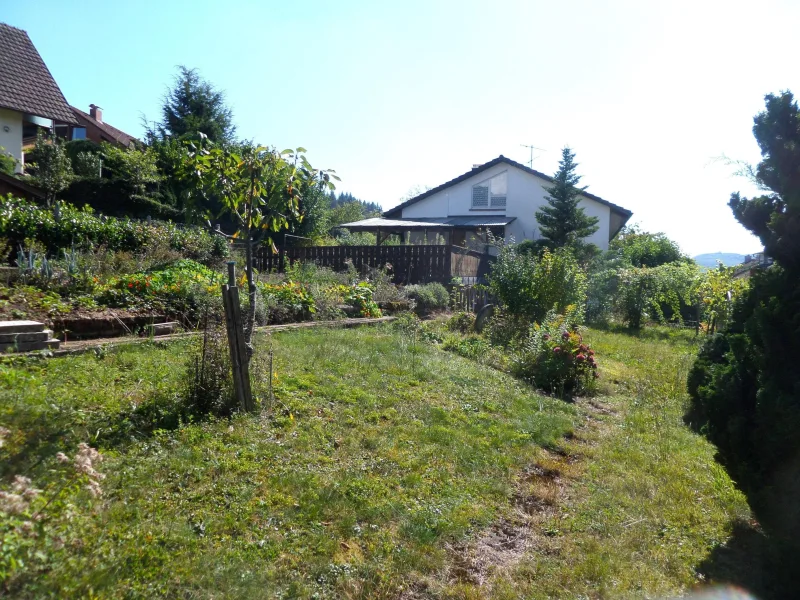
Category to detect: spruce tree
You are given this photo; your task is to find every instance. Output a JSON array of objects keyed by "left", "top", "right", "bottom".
[
  {"left": 155, "top": 66, "right": 236, "bottom": 144},
  {"left": 535, "top": 147, "right": 599, "bottom": 252}
]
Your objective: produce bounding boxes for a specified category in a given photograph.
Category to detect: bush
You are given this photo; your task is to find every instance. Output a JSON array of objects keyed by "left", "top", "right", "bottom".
[
  {"left": 258, "top": 281, "right": 317, "bottom": 323},
  {"left": 406, "top": 282, "right": 450, "bottom": 315},
  {"left": 446, "top": 311, "right": 476, "bottom": 333},
  {"left": 688, "top": 266, "right": 800, "bottom": 508},
  {"left": 510, "top": 308, "right": 598, "bottom": 397},
  {"left": 343, "top": 282, "right": 382, "bottom": 318},
  {"left": 0, "top": 197, "right": 228, "bottom": 264},
  {"left": 183, "top": 326, "right": 237, "bottom": 418},
  {"left": 488, "top": 245, "right": 587, "bottom": 324}
]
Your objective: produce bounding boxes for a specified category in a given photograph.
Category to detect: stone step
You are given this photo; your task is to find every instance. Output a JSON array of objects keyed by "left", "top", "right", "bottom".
[
  {"left": 146, "top": 321, "right": 179, "bottom": 336},
  {"left": 0, "top": 338, "right": 60, "bottom": 353},
  {"left": 0, "top": 320, "right": 46, "bottom": 334},
  {"left": 0, "top": 329, "right": 53, "bottom": 344}
]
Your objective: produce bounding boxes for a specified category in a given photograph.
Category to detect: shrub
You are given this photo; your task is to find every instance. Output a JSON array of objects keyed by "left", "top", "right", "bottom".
[
  {"left": 406, "top": 282, "right": 450, "bottom": 315},
  {"left": 488, "top": 245, "right": 587, "bottom": 324},
  {"left": 510, "top": 308, "right": 598, "bottom": 397},
  {"left": 343, "top": 282, "right": 382, "bottom": 318},
  {"left": 614, "top": 261, "right": 700, "bottom": 329},
  {"left": 446, "top": 311, "right": 476, "bottom": 333},
  {"left": 0, "top": 197, "right": 228, "bottom": 264},
  {"left": 258, "top": 281, "right": 317, "bottom": 323}
]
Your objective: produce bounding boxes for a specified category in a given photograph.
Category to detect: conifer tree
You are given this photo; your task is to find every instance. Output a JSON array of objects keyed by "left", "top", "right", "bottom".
[{"left": 535, "top": 147, "right": 599, "bottom": 253}]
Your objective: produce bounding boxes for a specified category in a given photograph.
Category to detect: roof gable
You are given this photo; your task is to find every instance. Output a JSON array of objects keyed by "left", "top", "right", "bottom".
[
  {"left": 384, "top": 155, "right": 632, "bottom": 219},
  {"left": 71, "top": 107, "right": 136, "bottom": 147},
  {"left": 0, "top": 23, "right": 77, "bottom": 124}
]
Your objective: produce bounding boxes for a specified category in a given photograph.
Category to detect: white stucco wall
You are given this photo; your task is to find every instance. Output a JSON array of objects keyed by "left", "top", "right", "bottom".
[
  {"left": 0, "top": 109, "right": 23, "bottom": 173},
  {"left": 400, "top": 163, "right": 613, "bottom": 250}
]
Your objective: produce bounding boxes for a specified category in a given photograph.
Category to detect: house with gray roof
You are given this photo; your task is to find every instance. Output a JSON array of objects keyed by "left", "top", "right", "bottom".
[{"left": 343, "top": 155, "right": 632, "bottom": 252}]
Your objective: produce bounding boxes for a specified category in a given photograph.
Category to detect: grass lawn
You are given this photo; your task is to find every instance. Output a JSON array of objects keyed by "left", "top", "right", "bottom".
[{"left": 0, "top": 324, "right": 752, "bottom": 598}]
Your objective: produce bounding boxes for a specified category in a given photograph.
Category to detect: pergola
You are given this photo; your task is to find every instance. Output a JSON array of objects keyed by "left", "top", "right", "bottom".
[{"left": 339, "top": 216, "right": 516, "bottom": 246}]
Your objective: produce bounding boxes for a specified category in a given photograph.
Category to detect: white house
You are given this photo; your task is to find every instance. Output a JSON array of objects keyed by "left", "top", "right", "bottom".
[
  {"left": 342, "top": 155, "right": 632, "bottom": 252},
  {"left": 0, "top": 22, "right": 78, "bottom": 173}
]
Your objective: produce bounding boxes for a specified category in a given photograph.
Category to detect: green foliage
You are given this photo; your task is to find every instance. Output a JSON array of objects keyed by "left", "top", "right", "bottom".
[
  {"left": 258, "top": 281, "right": 317, "bottom": 321},
  {"left": 688, "top": 92, "right": 800, "bottom": 580},
  {"left": 153, "top": 66, "right": 236, "bottom": 144},
  {"left": 489, "top": 243, "right": 587, "bottom": 324},
  {"left": 694, "top": 263, "right": 747, "bottom": 333},
  {"left": 609, "top": 225, "right": 685, "bottom": 267},
  {"left": 534, "top": 146, "right": 599, "bottom": 255},
  {"left": 0, "top": 197, "right": 228, "bottom": 262},
  {"left": 406, "top": 282, "right": 450, "bottom": 315},
  {"left": 342, "top": 282, "right": 382, "bottom": 318},
  {"left": 24, "top": 132, "right": 72, "bottom": 204},
  {"left": 445, "top": 311, "right": 476, "bottom": 333},
  {"left": 510, "top": 309, "right": 598, "bottom": 396},
  {"left": 614, "top": 261, "right": 700, "bottom": 329},
  {"left": 0, "top": 146, "right": 17, "bottom": 175}
]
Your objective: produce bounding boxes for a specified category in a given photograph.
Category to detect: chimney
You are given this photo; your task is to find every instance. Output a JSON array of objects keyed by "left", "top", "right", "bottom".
[{"left": 89, "top": 104, "right": 103, "bottom": 123}]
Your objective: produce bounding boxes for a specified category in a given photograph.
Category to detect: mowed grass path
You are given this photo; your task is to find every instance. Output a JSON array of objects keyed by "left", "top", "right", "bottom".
[{"left": 1, "top": 327, "right": 576, "bottom": 598}]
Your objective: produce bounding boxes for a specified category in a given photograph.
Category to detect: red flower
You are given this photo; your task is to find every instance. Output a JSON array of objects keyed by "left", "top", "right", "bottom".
[
  {"left": 579, "top": 344, "right": 588, "bottom": 352},
  {"left": 128, "top": 282, "right": 133, "bottom": 288},
  {"left": 553, "top": 346, "right": 562, "bottom": 353},
  {"left": 576, "top": 354, "right": 586, "bottom": 362},
  {"left": 588, "top": 349, "right": 595, "bottom": 356},
  {"left": 561, "top": 331, "right": 570, "bottom": 340}
]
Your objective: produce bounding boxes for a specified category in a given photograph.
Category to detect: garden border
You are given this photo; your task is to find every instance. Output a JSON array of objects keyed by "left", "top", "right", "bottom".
[{"left": 4, "top": 316, "right": 397, "bottom": 360}]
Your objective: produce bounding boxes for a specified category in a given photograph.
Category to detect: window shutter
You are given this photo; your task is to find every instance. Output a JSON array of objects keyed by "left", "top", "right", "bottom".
[{"left": 472, "top": 185, "right": 489, "bottom": 207}]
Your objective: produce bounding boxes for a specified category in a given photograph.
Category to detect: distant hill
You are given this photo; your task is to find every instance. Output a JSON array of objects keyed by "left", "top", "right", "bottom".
[{"left": 693, "top": 253, "right": 746, "bottom": 268}]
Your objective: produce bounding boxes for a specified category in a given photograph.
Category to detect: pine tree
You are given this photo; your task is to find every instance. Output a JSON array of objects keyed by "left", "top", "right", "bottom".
[
  {"left": 155, "top": 66, "right": 236, "bottom": 144},
  {"left": 535, "top": 147, "right": 599, "bottom": 252}
]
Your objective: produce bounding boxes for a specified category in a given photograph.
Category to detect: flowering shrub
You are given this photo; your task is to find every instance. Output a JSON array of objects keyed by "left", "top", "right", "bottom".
[
  {"left": 511, "top": 308, "right": 598, "bottom": 396},
  {"left": 343, "top": 283, "right": 382, "bottom": 318}
]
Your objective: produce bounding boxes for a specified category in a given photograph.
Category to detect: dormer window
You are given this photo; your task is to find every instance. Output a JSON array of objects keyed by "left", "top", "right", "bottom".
[{"left": 472, "top": 171, "right": 507, "bottom": 209}]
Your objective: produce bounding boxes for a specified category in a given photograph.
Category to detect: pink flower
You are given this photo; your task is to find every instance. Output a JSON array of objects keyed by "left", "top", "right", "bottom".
[
  {"left": 575, "top": 353, "right": 586, "bottom": 362},
  {"left": 553, "top": 346, "right": 562, "bottom": 353},
  {"left": 561, "top": 331, "right": 570, "bottom": 340}
]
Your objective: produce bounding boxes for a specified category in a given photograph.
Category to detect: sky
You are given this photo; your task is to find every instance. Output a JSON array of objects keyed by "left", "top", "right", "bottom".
[{"left": 5, "top": 0, "right": 799, "bottom": 256}]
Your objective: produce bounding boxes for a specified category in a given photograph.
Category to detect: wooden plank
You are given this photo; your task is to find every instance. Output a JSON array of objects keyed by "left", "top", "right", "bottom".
[
  {"left": 221, "top": 285, "right": 246, "bottom": 411},
  {"left": 228, "top": 285, "right": 254, "bottom": 412}
]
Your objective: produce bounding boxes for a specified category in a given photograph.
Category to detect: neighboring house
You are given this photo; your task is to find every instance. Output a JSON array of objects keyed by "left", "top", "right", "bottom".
[
  {"left": 0, "top": 22, "right": 78, "bottom": 173},
  {"left": 67, "top": 104, "right": 137, "bottom": 148},
  {"left": 343, "top": 155, "right": 632, "bottom": 252}
]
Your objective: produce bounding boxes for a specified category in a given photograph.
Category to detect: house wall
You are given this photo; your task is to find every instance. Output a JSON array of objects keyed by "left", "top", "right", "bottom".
[
  {"left": 0, "top": 109, "right": 24, "bottom": 173},
  {"left": 400, "top": 163, "right": 613, "bottom": 250}
]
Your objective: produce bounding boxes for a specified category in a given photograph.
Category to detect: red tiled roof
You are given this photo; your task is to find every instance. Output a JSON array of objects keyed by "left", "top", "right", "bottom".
[
  {"left": 0, "top": 23, "right": 77, "bottom": 124},
  {"left": 70, "top": 106, "right": 136, "bottom": 147}
]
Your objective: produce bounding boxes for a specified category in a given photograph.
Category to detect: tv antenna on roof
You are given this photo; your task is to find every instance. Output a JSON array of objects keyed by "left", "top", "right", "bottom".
[{"left": 520, "top": 144, "right": 546, "bottom": 169}]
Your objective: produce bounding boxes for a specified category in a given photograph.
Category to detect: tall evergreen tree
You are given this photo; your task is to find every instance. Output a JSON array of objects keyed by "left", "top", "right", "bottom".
[
  {"left": 154, "top": 66, "right": 236, "bottom": 144},
  {"left": 535, "top": 147, "right": 599, "bottom": 252}
]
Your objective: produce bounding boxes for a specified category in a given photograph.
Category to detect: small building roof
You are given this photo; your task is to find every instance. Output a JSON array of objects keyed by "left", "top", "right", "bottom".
[
  {"left": 383, "top": 155, "right": 632, "bottom": 221},
  {"left": 0, "top": 23, "right": 78, "bottom": 124},
  {"left": 71, "top": 106, "right": 137, "bottom": 147},
  {"left": 340, "top": 216, "right": 516, "bottom": 230}
]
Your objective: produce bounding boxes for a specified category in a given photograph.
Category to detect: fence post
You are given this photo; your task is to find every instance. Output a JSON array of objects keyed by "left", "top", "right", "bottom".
[{"left": 222, "top": 261, "right": 255, "bottom": 412}]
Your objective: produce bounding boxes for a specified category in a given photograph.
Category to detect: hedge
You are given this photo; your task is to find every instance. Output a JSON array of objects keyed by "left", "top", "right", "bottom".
[{"left": 0, "top": 196, "right": 228, "bottom": 263}]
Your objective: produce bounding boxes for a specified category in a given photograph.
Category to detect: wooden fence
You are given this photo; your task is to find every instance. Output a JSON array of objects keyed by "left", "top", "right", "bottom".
[
  {"left": 452, "top": 286, "right": 493, "bottom": 313},
  {"left": 256, "top": 245, "right": 494, "bottom": 284}
]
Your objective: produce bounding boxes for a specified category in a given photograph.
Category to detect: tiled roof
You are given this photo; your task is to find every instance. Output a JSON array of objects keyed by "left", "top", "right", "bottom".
[
  {"left": 71, "top": 106, "right": 136, "bottom": 147},
  {"left": 0, "top": 23, "right": 77, "bottom": 124},
  {"left": 384, "top": 155, "right": 633, "bottom": 219}
]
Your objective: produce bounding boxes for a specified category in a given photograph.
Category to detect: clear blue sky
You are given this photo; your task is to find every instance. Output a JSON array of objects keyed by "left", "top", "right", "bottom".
[{"left": 5, "top": 0, "right": 798, "bottom": 255}]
